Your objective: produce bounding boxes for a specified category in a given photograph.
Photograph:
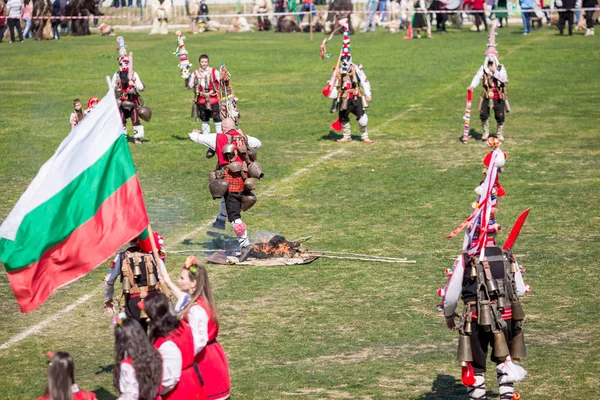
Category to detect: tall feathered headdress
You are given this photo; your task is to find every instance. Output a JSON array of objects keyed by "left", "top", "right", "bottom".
[{"left": 174, "top": 31, "right": 192, "bottom": 79}]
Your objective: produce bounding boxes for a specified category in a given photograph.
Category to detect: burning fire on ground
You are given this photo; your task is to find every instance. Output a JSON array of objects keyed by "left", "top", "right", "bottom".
[{"left": 250, "top": 235, "right": 309, "bottom": 259}]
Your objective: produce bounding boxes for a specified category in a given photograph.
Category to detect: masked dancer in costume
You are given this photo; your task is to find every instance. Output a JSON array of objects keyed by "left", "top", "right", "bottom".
[
  {"left": 111, "top": 37, "right": 151, "bottom": 144},
  {"left": 321, "top": 19, "right": 374, "bottom": 144},
  {"left": 441, "top": 138, "right": 529, "bottom": 400},
  {"left": 468, "top": 25, "right": 509, "bottom": 141},
  {"left": 208, "top": 117, "right": 262, "bottom": 262}
]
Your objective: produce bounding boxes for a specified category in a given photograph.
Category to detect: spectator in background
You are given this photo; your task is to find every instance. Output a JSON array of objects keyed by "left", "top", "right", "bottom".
[
  {"left": 6, "top": 0, "right": 24, "bottom": 43},
  {"left": 520, "top": 0, "right": 533, "bottom": 34},
  {"left": 0, "top": 1, "right": 6, "bottom": 43},
  {"left": 38, "top": 352, "right": 97, "bottom": 400},
  {"left": 556, "top": 0, "right": 575, "bottom": 35},
  {"left": 496, "top": 0, "right": 509, "bottom": 27},
  {"left": 362, "top": 0, "right": 377, "bottom": 32},
  {"left": 582, "top": 0, "right": 595, "bottom": 36},
  {"left": 379, "top": 0, "right": 388, "bottom": 22},
  {"left": 52, "top": 0, "right": 60, "bottom": 39},
  {"left": 430, "top": 0, "right": 448, "bottom": 33},
  {"left": 22, "top": 0, "right": 32, "bottom": 38},
  {"left": 300, "top": 0, "right": 316, "bottom": 21},
  {"left": 466, "top": 0, "right": 488, "bottom": 31}
]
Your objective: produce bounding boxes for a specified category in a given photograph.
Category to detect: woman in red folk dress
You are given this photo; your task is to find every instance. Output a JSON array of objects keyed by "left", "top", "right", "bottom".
[
  {"left": 162, "top": 256, "right": 231, "bottom": 400},
  {"left": 113, "top": 314, "right": 163, "bottom": 400},
  {"left": 38, "top": 352, "right": 97, "bottom": 400},
  {"left": 143, "top": 292, "right": 205, "bottom": 400}
]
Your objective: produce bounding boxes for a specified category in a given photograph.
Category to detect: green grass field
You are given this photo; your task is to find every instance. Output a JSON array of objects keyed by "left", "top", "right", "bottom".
[{"left": 1, "top": 27, "right": 599, "bottom": 399}]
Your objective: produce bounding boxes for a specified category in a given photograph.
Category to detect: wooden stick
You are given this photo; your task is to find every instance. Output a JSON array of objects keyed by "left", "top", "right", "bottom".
[
  {"left": 309, "top": 11, "right": 313, "bottom": 41},
  {"left": 315, "top": 254, "right": 416, "bottom": 264},
  {"left": 147, "top": 224, "right": 172, "bottom": 298}
]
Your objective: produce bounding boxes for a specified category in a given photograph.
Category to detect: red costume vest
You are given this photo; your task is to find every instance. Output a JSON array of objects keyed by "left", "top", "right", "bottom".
[
  {"left": 154, "top": 322, "right": 206, "bottom": 400},
  {"left": 194, "top": 68, "right": 220, "bottom": 106},
  {"left": 184, "top": 298, "right": 231, "bottom": 400}
]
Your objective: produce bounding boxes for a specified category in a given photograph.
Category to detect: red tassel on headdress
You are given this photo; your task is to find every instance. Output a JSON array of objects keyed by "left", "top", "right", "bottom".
[
  {"left": 330, "top": 118, "right": 342, "bottom": 132},
  {"left": 462, "top": 362, "right": 476, "bottom": 386}
]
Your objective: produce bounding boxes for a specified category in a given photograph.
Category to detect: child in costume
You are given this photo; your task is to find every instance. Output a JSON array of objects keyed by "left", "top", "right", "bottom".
[
  {"left": 113, "top": 314, "right": 163, "bottom": 400},
  {"left": 70, "top": 98, "right": 84, "bottom": 128},
  {"left": 38, "top": 352, "right": 97, "bottom": 400},
  {"left": 188, "top": 54, "right": 222, "bottom": 135},
  {"left": 161, "top": 256, "right": 231, "bottom": 400}
]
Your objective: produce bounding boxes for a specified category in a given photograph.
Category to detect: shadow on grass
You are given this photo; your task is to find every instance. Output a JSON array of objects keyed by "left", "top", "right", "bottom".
[
  {"left": 94, "top": 387, "right": 117, "bottom": 400},
  {"left": 94, "top": 364, "right": 114, "bottom": 375},
  {"left": 321, "top": 130, "right": 364, "bottom": 142},
  {"left": 417, "top": 374, "right": 499, "bottom": 399},
  {"left": 125, "top": 136, "right": 149, "bottom": 145},
  {"left": 171, "top": 134, "right": 189, "bottom": 141},
  {"left": 459, "top": 128, "right": 484, "bottom": 143}
]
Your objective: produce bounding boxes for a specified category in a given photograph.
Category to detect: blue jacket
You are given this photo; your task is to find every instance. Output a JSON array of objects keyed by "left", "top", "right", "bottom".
[{"left": 520, "top": 0, "right": 533, "bottom": 9}]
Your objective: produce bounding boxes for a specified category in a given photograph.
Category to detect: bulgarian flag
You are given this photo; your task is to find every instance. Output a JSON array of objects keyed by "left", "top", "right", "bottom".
[{"left": 0, "top": 88, "right": 149, "bottom": 313}]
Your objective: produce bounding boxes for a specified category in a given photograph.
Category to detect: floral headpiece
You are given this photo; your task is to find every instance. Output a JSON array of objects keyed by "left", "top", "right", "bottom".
[
  {"left": 183, "top": 256, "right": 198, "bottom": 275},
  {"left": 112, "top": 311, "right": 127, "bottom": 327}
]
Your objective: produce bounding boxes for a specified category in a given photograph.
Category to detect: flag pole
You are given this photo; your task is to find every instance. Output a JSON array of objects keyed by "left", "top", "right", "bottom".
[{"left": 147, "top": 224, "right": 172, "bottom": 298}]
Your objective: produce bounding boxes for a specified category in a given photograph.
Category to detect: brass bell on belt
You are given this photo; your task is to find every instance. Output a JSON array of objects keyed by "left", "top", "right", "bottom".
[
  {"left": 493, "top": 330, "right": 510, "bottom": 359},
  {"left": 497, "top": 296, "right": 507, "bottom": 310},
  {"left": 511, "top": 301, "right": 525, "bottom": 321},
  {"left": 479, "top": 302, "right": 494, "bottom": 330},
  {"left": 122, "top": 276, "right": 131, "bottom": 293},
  {"left": 510, "top": 262, "right": 518, "bottom": 273},
  {"left": 464, "top": 319, "right": 473, "bottom": 335},
  {"left": 133, "top": 262, "right": 142, "bottom": 277},
  {"left": 147, "top": 271, "right": 158, "bottom": 287},
  {"left": 486, "top": 278, "right": 498, "bottom": 294},
  {"left": 457, "top": 334, "right": 473, "bottom": 363},
  {"left": 509, "top": 331, "right": 527, "bottom": 361}
]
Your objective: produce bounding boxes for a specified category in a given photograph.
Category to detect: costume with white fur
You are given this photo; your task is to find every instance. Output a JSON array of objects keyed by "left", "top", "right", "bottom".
[
  {"left": 469, "top": 24, "right": 509, "bottom": 141},
  {"left": 111, "top": 37, "right": 147, "bottom": 143},
  {"left": 441, "top": 140, "right": 529, "bottom": 400},
  {"left": 321, "top": 19, "right": 373, "bottom": 143}
]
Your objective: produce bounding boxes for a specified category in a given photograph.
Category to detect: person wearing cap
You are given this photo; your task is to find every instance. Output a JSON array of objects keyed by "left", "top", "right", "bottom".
[
  {"left": 84, "top": 97, "right": 99, "bottom": 115},
  {"left": 468, "top": 49, "right": 508, "bottom": 141}
]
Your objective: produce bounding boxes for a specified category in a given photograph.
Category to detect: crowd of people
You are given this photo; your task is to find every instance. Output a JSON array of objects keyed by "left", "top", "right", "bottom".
[{"left": 1, "top": 0, "right": 598, "bottom": 43}]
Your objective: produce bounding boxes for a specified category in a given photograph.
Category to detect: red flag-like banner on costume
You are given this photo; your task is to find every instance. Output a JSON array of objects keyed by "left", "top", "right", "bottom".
[{"left": 0, "top": 89, "right": 149, "bottom": 313}]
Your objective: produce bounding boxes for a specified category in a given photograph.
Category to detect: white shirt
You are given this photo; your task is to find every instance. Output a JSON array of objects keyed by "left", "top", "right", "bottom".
[
  {"left": 111, "top": 71, "right": 145, "bottom": 92},
  {"left": 187, "top": 67, "right": 221, "bottom": 91},
  {"left": 7, "top": 0, "right": 22, "bottom": 18},
  {"left": 470, "top": 65, "right": 508, "bottom": 89},
  {"left": 117, "top": 362, "right": 139, "bottom": 400},
  {"left": 157, "top": 341, "right": 182, "bottom": 394},
  {"left": 175, "top": 294, "right": 210, "bottom": 356}
]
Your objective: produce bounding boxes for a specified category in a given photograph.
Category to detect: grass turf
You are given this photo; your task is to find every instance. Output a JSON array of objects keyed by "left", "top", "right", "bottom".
[{"left": 0, "top": 26, "right": 599, "bottom": 399}]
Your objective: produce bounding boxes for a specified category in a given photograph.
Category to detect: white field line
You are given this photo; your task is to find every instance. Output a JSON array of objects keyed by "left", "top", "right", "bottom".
[
  {"left": 0, "top": 38, "right": 541, "bottom": 351},
  {"left": 0, "top": 292, "right": 94, "bottom": 351}
]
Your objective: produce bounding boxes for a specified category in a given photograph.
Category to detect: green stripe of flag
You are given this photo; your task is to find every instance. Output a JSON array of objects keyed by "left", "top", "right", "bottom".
[{"left": 0, "top": 135, "right": 136, "bottom": 272}]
